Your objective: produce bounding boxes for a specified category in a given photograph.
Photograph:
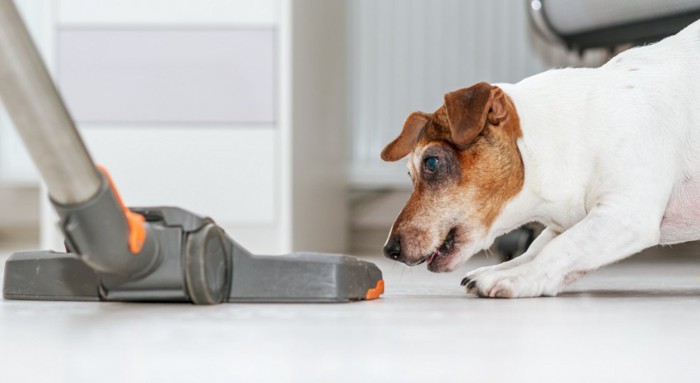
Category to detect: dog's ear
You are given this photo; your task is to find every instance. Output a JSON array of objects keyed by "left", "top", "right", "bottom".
[
  {"left": 444, "top": 82, "right": 508, "bottom": 150},
  {"left": 381, "top": 112, "right": 430, "bottom": 161}
]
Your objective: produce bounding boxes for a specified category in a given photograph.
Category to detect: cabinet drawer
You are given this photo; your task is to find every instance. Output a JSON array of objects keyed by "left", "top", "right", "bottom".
[
  {"left": 58, "top": 0, "right": 279, "bottom": 26},
  {"left": 58, "top": 29, "right": 276, "bottom": 123},
  {"left": 81, "top": 127, "right": 277, "bottom": 225}
]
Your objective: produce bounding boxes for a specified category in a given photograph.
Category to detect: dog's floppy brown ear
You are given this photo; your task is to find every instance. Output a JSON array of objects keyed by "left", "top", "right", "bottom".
[
  {"left": 381, "top": 112, "right": 430, "bottom": 161},
  {"left": 444, "top": 82, "right": 508, "bottom": 150}
]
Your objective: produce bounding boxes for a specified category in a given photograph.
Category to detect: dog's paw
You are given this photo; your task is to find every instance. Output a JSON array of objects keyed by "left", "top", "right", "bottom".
[
  {"left": 460, "top": 264, "right": 500, "bottom": 288},
  {"left": 463, "top": 266, "right": 562, "bottom": 298}
]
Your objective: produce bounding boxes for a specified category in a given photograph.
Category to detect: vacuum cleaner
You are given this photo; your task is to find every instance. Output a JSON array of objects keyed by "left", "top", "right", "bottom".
[{"left": 0, "top": 0, "right": 383, "bottom": 304}]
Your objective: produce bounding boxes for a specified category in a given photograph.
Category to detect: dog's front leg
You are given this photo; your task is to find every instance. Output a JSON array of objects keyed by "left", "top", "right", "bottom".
[
  {"left": 466, "top": 205, "right": 662, "bottom": 298},
  {"left": 461, "top": 227, "right": 558, "bottom": 287}
]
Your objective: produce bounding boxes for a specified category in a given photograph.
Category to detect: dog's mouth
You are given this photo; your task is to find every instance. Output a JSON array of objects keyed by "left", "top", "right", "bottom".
[{"left": 419, "top": 227, "right": 458, "bottom": 272}]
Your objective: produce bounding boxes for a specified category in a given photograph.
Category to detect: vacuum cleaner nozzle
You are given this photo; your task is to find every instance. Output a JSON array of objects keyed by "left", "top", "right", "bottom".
[{"left": 3, "top": 205, "right": 384, "bottom": 304}]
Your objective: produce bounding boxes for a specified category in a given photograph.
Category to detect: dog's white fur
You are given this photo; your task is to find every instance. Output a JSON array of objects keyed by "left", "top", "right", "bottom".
[{"left": 463, "top": 20, "right": 700, "bottom": 298}]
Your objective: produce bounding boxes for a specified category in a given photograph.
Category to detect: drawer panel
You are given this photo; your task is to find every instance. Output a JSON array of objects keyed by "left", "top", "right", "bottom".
[
  {"left": 58, "top": 29, "right": 276, "bottom": 123},
  {"left": 80, "top": 126, "right": 277, "bottom": 225},
  {"left": 58, "top": 0, "right": 279, "bottom": 26}
]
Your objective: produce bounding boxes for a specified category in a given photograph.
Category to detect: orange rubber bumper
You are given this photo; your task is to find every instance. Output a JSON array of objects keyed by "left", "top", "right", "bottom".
[{"left": 365, "top": 279, "right": 385, "bottom": 300}]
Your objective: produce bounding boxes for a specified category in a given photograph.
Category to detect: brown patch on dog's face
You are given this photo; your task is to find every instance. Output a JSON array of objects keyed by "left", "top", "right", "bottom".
[{"left": 382, "top": 83, "right": 524, "bottom": 272}]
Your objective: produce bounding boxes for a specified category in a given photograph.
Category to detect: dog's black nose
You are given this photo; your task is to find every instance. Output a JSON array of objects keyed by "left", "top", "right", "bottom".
[{"left": 383, "top": 235, "right": 403, "bottom": 262}]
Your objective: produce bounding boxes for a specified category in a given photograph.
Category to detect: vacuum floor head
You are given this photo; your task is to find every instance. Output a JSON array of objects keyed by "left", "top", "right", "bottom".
[{"left": 3, "top": 207, "right": 384, "bottom": 304}]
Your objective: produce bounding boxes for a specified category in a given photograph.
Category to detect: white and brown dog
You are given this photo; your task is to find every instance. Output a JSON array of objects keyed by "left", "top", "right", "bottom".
[{"left": 381, "top": 20, "right": 700, "bottom": 298}]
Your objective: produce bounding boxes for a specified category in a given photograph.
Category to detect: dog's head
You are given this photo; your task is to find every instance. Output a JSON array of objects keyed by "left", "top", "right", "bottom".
[{"left": 381, "top": 82, "right": 524, "bottom": 272}]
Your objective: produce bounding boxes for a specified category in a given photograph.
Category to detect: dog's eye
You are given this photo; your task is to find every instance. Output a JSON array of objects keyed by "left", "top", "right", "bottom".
[{"left": 424, "top": 156, "right": 439, "bottom": 172}]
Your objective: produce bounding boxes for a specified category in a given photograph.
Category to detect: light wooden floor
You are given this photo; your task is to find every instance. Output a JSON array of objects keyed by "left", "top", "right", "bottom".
[{"left": 1, "top": 242, "right": 700, "bottom": 383}]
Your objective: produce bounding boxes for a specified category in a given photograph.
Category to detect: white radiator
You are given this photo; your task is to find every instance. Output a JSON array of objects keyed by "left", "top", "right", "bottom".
[{"left": 347, "top": 0, "right": 572, "bottom": 187}]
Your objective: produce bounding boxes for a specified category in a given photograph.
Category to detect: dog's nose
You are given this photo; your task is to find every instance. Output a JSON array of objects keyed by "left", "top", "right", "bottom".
[{"left": 383, "top": 235, "right": 403, "bottom": 262}]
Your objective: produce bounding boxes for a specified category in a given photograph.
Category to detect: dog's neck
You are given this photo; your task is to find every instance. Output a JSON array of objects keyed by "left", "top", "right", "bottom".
[{"left": 488, "top": 82, "right": 588, "bottom": 236}]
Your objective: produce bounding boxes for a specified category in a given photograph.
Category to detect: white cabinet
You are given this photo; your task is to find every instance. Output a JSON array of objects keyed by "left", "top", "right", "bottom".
[{"left": 24, "top": 0, "right": 348, "bottom": 255}]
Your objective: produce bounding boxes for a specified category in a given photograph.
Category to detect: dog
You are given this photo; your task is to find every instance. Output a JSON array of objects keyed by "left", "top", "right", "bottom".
[{"left": 380, "top": 19, "right": 700, "bottom": 298}]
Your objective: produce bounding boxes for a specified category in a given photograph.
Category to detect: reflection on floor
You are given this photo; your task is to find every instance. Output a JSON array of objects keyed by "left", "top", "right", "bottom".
[{"left": 1, "top": 242, "right": 700, "bottom": 382}]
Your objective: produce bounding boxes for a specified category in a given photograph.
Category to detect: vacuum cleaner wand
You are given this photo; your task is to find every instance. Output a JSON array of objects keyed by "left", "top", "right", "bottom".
[{"left": 0, "top": 0, "right": 383, "bottom": 304}]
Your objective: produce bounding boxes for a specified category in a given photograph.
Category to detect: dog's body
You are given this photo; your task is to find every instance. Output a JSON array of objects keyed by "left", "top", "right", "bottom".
[{"left": 381, "top": 20, "right": 700, "bottom": 298}]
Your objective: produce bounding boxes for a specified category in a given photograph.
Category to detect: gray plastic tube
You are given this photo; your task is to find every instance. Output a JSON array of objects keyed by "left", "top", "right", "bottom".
[{"left": 0, "top": 0, "right": 100, "bottom": 205}]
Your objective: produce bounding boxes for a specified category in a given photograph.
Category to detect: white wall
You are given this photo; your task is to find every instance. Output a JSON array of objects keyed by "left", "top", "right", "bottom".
[{"left": 290, "top": 0, "right": 349, "bottom": 252}]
